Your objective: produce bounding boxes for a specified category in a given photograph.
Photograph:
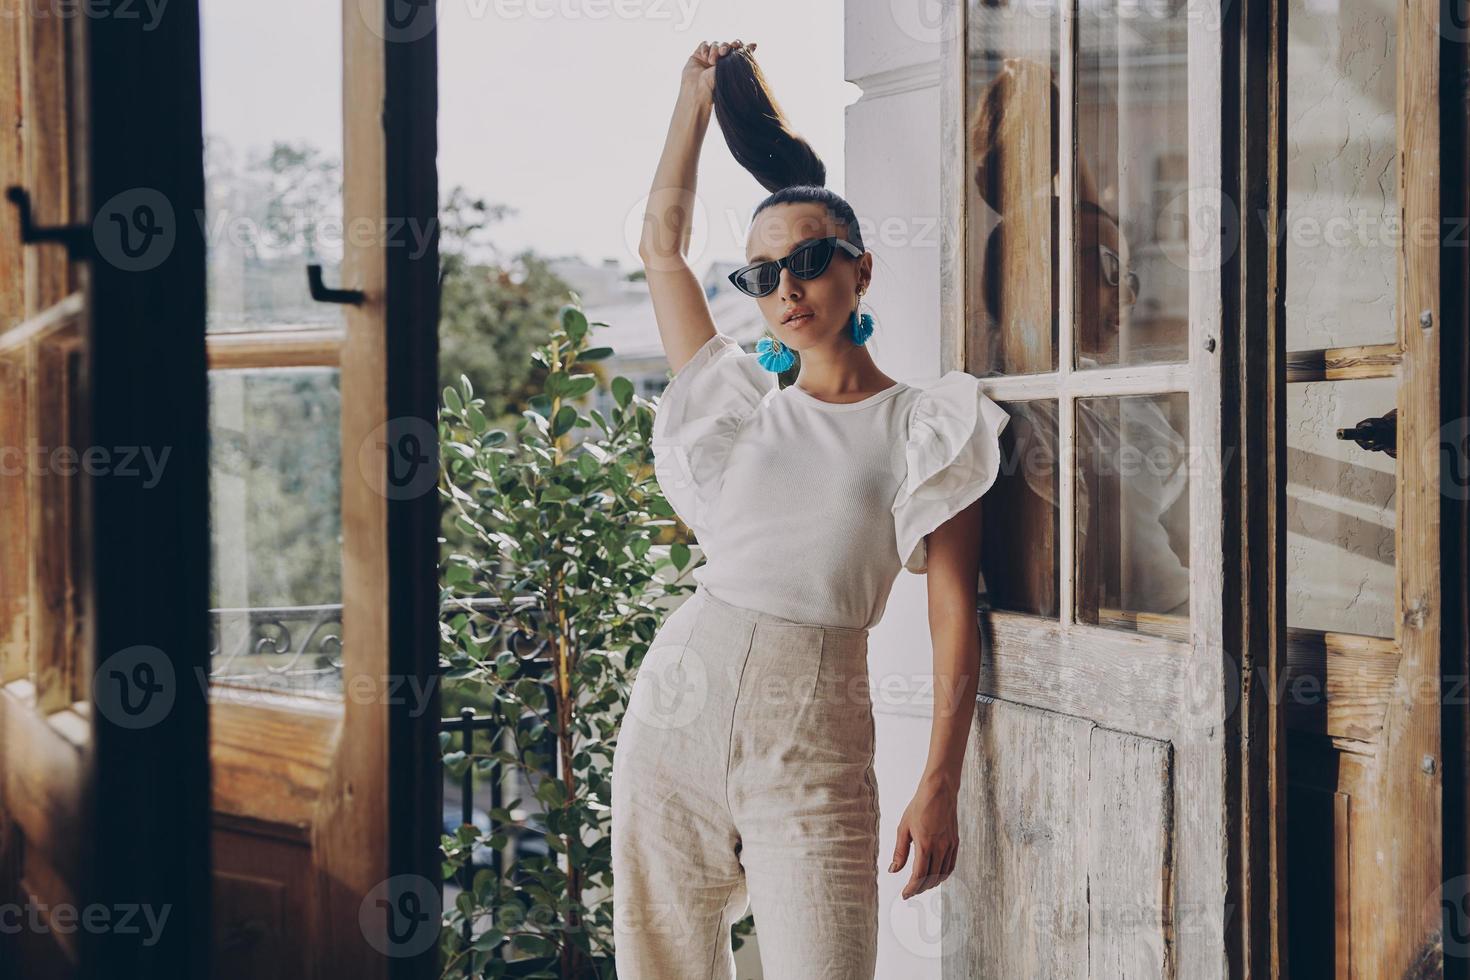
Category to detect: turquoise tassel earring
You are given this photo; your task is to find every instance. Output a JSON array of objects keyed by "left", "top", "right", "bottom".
[
  {"left": 756, "top": 335, "right": 796, "bottom": 373},
  {"left": 850, "top": 310, "right": 874, "bottom": 346}
]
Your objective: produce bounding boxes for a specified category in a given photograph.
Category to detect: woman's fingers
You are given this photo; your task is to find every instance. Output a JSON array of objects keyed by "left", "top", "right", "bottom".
[
  {"left": 888, "top": 821, "right": 912, "bottom": 873},
  {"left": 902, "top": 841, "right": 934, "bottom": 899},
  {"left": 900, "top": 837, "right": 961, "bottom": 898}
]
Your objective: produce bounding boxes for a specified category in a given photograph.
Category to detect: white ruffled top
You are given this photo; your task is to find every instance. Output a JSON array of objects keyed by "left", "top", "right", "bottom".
[{"left": 650, "top": 332, "right": 1010, "bottom": 630}]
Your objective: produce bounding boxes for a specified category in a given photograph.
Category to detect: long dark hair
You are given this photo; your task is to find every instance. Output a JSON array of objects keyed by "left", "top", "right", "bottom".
[{"left": 712, "top": 48, "right": 865, "bottom": 251}]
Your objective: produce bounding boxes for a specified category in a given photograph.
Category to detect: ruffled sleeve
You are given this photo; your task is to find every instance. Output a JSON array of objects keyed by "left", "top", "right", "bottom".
[
  {"left": 891, "top": 371, "right": 1011, "bottom": 574},
  {"left": 651, "top": 332, "right": 776, "bottom": 539}
]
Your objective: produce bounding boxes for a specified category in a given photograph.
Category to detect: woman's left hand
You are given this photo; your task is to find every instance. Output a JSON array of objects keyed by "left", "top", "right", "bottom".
[{"left": 888, "top": 773, "right": 960, "bottom": 899}]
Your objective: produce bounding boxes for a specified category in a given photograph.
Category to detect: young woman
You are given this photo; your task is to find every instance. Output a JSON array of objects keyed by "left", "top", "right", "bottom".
[{"left": 610, "top": 39, "right": 1010, "bottom": 978}]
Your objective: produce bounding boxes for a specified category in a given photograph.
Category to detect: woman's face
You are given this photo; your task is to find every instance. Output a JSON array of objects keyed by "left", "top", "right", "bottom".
[
  {"left": 1077, "top": 207, "right": 1136, "bottom": 362},
  {"left": 744, "top": 202, "right": 872, "bottom": 350}
]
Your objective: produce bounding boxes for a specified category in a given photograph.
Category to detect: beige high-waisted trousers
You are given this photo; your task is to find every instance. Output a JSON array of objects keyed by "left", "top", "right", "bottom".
[{"left": 611, "top": 584, "right": 880, "bottom": 979}]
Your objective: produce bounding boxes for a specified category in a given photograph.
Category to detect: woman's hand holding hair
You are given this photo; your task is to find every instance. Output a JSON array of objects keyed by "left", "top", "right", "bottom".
[{"left": 679, "top": 39, "right": 753, "bottom": 107}]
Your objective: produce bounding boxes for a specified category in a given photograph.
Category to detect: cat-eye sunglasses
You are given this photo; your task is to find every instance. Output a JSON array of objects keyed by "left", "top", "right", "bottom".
[{"left": 727, "top": 236, "right": 864, "bottom": 298}]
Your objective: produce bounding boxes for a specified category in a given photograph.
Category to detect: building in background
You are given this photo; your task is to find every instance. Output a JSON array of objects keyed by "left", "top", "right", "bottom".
[{"left": 547, "top": 256, "right": 768, "bottom": 420}]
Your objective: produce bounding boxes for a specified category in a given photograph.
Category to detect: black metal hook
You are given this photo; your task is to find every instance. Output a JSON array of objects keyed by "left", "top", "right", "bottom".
[
  {"left": 6, "top": 186, "right": 91, "bottom": 259},
  {"left": 306, "top": 263, "right": 365, "bottom": 305},
  {"left": 1336, "top": 409, "right": 1397, "bottom": 458}
]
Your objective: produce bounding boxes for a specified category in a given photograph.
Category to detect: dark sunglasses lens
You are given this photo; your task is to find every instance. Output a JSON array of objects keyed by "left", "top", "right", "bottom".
[
  {"left": 736, "top": 264, "right": 780, "bottom": 296},
  {"left": 788, "top": 239, "right": 834, "bottom": 279}
]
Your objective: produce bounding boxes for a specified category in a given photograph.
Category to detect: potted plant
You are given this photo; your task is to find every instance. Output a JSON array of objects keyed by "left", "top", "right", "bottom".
[{"left": 436, "top": 299, "right": 753, "bottom": 978}]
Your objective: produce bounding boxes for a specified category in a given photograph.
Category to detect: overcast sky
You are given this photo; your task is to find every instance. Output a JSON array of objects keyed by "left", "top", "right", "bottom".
[{"left": 202, "top": 0, "right": 856, "bottom": 278}]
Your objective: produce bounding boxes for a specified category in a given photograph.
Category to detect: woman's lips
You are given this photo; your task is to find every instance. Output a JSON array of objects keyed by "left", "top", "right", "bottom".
[{"left": 784, "top": 312, "right": 814, "bottom": 325}]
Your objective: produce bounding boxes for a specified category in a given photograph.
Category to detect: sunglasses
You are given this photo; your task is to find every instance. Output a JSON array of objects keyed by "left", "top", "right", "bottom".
[
  {"left": 727, "top": 236, "right": 864, "bottom": 298},
  {"left": 1097, "top": 244, "right": 1140, "bottom": 296}
]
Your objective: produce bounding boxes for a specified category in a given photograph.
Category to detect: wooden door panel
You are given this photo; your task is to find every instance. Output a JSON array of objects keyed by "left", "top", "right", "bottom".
[
  {"left": 1276, "top": 0, "right": 1446, "bottom": 964},
  {"left": 952, "top": 700, "right": 1091, "bottom": 976},
  {"left": 951, "top": 699, "right": 1174, "bottom": 976},
  {"left": 1087, "top": 727, "right": 1172, "bottom": 977},
  {"left": 940, "top": 0, "right": 1279, "bottom": 970}
]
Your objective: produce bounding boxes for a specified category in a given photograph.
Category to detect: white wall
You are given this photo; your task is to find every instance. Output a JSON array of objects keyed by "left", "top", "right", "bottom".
[{"left": 844, "top": 3, "right": 957, "bottom": 976}]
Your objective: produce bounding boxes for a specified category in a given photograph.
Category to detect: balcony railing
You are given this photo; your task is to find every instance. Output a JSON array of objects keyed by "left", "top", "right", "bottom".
[{"left": 208, "top": 597, "right": 557, "bottom": 974}]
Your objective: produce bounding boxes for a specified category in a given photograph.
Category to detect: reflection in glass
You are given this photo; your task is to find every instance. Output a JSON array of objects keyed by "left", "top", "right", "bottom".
[
  {"left": 1074, "top": 0, "right": 1190, "bottom": 367},
  {"left": 1075, "top": 394, "right": 1191, "bottom": 637},
  {"left": 981, "top": 400, "right": 1061, "bottom": 616},
  {"left": 1286, "top": 379, "right": 1396, "bottom": 638},
  {"left": 202, "top": 0, "right": 343, "bottom": 333},
  {"left": 966, "top": 0, "right": 1059, "bottom": 377},
  {"left": 209, "top": 368, "right": 343, "bottom": 693}
]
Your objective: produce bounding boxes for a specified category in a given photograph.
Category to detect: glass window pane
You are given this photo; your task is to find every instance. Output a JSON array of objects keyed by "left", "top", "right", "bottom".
[
  {"left": 202, "top": 0, "right": 343, "bottom": 333},
  {"left": 208, "top": 368, "right": 343, "bottom": 695},
  {"left": 982, "top": 399, "right": 1061, "bottom": 617},
  {"left": 1075, "top": 393, "right": 1191, "bottom": 637},
  {"left": 1285, "top": 0, "right": 1398, "bottom": 351},
  {"left": 966, "top": 0, "right": 1060, "bottom": 377},
  {"left": 1075, "top": 0, "right": 1191, "bottom": 368},
  {"left": 1286, "top": 379, "right": 1396, "bottom": 638}
]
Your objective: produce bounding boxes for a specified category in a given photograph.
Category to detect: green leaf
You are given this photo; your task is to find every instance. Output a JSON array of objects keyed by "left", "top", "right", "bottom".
[
  {"left": 578, "top": 346, "right": 614, "bottom": 361},
  {"left": 552, "top": 404, "right": 578, "bottom": 436},
  {"left": 670, "top": 542, "right": 691, "bottom": 569},
  {"left": 563, "top": 375, "right": 597, "bottom": 399},
  {"left": 535, "top": 778, "right": 567, "bottom": 808},
  {"left": 560, "top": 304, "right": 590, "bottom": 342},
  {"left": 443, "top": 385, "right": 464, "bottom": 414},
  {"left": 611, "top": 376, "right": 633, "bottom": 408}
]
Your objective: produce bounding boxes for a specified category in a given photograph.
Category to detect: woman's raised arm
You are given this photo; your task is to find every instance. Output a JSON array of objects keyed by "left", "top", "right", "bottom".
[{"left": 637, "top": 40, "right": 751, "bottom": 375}]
